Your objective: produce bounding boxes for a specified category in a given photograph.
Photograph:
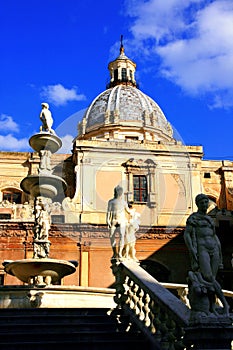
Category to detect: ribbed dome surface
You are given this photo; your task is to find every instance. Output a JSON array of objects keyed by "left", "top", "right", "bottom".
[{"left": 82, "top": 85, "right": 174, "bottom": 141}]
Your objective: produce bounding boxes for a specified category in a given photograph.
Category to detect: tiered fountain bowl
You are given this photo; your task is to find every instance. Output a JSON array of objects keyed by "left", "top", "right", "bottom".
[
  {"left": 4, "top": 258, "right": 76, "bottom": 285},
  {"left": 4, "top": 128, "right": 77, "bottom": 286},
  {"left": 21, "top": 132, "right": 67, "bottom": 198}
]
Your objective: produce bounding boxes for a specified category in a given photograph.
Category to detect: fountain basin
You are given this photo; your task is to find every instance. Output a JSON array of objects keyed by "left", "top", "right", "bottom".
[
  {"left": 4, "top": 258, "right": 77, "bottom": 284},
  {"left": 20, "top": 174, "right": 67, "bottom": 198},
  {"left": 29, "top": 132, "right": 62, "bottom": 153}
]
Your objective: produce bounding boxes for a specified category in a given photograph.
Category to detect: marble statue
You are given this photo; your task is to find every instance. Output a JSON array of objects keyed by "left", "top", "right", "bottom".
[
  {"left": 33, "top": 197, "right": 51, "bottom": 258},
  {"left": 39, "top": 102, "right": 55, "bottom": 134},
  {"left": 123, "top": 203, "right": 140, "bottom": 261},
  {"left": 39, "top": 149, "right": 52, "bottom": 173},
  {"left": 184, "top": 193, "right": 229, "bottom": 317},
  {"left": 106, "top": 185, "right": 130, "bottom": 260}
]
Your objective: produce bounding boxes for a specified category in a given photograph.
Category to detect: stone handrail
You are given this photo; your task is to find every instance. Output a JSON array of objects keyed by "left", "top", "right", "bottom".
[
  {"left": 111, "top": 260, "right": 191, "bottom": 349},
  {"left": 161, "top": 282, "right": 233, "bottom": 309}
]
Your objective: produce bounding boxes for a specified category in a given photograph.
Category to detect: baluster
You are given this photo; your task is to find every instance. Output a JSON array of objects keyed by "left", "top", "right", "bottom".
[
  {"left": 138, "top": 287, "right": 145, "bottom": 321},
  {"left": 166, "top": 318, "right": 176, "bottom": 350},
  {"left": 127, "top": 278, "right": 135, "bottom": 310},
  {"left": 150, "top": 300, "right": 162, "bottom": 343},
  {"left": 132, "top": 283, "right": 140, "bottom": 316},
  {"left": 111, "top": 262, "right": 127, "bottom": 308},
  {"left": 173, "top": 323, "right": 186, "bottom": 350},
  {"left": 143, "top": 292, "right": 151, "bottom": 327}
]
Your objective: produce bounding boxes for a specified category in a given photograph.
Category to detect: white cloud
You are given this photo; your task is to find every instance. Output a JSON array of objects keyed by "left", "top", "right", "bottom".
[
  {"left": 0, "top": 114, "right": 19, "bottom": 133},
  {"left": 125, "top": 0, "right": 233, "bottom": 108},
  {"left": 41, "top": 84, "right": 86, "bottom": 106},
  {"left": 0, "top": 134, "right": 29, "bottom": 151},
  {"left": 126, "top": 0, "right": 200, "bottom": 42}
]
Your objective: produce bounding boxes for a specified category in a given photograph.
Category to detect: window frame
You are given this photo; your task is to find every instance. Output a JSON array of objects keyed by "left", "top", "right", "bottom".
[{"left": 133, "top": 175, "right": 148, "bottom": 203}]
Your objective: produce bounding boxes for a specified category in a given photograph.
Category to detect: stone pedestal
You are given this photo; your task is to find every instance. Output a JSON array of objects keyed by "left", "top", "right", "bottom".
[{"left": 184, "top": 316, "right": 233, "bottom": 349}]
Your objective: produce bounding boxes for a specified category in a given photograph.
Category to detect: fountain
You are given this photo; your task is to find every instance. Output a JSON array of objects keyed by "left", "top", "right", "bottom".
[{"left": 3, "top": 102, "right": 77, "bottom": 286}]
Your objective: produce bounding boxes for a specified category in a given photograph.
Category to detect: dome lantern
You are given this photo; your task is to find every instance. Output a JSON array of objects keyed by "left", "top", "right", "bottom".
[{"left": 107, "top": 35, "right": 137, "bottom": 88}]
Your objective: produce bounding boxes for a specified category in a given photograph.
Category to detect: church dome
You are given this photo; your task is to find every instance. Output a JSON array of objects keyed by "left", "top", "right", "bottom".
[{"left": 77, "top": 38, "right": 175, "bottom": 143}]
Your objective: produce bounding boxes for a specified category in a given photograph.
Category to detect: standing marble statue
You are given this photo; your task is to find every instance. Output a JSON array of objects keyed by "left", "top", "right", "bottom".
[
  {"left": 33, "top": 197, "right": 51, "bottom": 258},
  {"left": 39, "top": 102, "right": 55, "bottom": 134},
  {"left": 184, "top": 193, "right": 229, "bottom": 317},
  {"left": 123, "top": 203, "right": 140, "bottom": 261},
  {"left": 106, "top": 185, "right": 130, "bottom": 260}
]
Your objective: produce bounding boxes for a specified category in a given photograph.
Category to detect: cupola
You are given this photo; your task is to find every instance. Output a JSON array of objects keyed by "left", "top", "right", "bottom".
[{"left": 107, "top": 35, "right": 137, "bottom": 88}]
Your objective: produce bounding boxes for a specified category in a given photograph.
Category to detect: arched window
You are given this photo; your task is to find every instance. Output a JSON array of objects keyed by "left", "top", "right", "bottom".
[{"left": 2, "top": 188, "right": 22, "bottom": 204}]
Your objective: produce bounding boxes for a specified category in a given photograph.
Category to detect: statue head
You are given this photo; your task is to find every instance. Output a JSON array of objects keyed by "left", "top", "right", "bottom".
[
  {"left": 41, "top": 102, "right": 49, "bottom": 109},
  {"left": 114, "top": 185, "right": 123, "bottom": 198},
  {"left": 195, "top": 193, "right": 209, "bottom": 206}
]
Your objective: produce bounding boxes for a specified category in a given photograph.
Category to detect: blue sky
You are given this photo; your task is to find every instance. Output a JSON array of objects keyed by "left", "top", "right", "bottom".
[{"left": 0, "top": 0, "right": 233, "bottom": 159}]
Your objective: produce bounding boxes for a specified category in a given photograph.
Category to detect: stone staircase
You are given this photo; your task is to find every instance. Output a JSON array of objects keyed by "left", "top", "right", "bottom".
[{"left": 0, "top": 307, "right": 152, "bottom": 349}]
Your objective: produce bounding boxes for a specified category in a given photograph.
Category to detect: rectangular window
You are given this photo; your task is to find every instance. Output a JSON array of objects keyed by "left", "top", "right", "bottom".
[
  {"left": 0, "top": 274, "right": 4, "bottom": 285},
  {"left": 204, "top": 172, "right": 211, "bottom": 178},
  {"left": 133, "top": 175, "right": 147, "bottom": 202},
  {"left": 0, "top": 213, "right": 11, "bottom": 220},
  {"left": 114, "top": 69, "right": 118, "bottom": 81},
  {"left": 130, "top": 70, "right": 133, "bottom": 80},
  {"left": 122, "top": 68, "right": 127, "bottom": 81}
]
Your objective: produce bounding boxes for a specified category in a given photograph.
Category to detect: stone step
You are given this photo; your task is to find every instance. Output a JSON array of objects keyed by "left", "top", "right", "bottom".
[
  {"left": 0, "top": 307, "right": 108, "bottom": 316},
  {"left": 0, "top": 329, "right": 149, "bottom": 349},
  {"left": 0, "top": 337, "right": 151, "bottom": 350},
  {"left": 0, "top": 321, "right": 118, "bottom": 333},
  {"left": 0, "top": 307, "right": 151, "bottom": 349}
]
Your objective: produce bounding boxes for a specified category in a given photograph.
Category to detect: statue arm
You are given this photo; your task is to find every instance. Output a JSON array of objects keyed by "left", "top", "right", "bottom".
[
  {"left": 184, "top": 224, "right": 198, "bottom": 270},
  {"left": 214, "top": 232, "right": 224, "bottom": 268},
  {"left": 106, "top": 201, "right": 112, "bottom": 227}
]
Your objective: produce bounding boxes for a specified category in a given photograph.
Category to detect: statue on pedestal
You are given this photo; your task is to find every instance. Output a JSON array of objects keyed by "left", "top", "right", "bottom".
[
  {"left": 39, "top": 149, "right": 52, "bottom": 173},
  {"left": 39, "top": 102, "right": 55, "bottom": 134},
  {"left": 106, "top": 185, "right": 130, "bottom": 260},
  {"left": 184, "top": 193, "right": 229, "bottom": 318}
]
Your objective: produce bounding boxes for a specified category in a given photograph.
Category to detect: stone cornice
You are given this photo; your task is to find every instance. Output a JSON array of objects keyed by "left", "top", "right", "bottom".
[{"left": 0, "top": 222, "right": 184, "bottom": 240}]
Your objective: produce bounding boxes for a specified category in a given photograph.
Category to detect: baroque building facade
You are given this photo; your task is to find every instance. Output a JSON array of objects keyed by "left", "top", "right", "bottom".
[{"left": 0, "top": 43, "right": 232, "bottom": 290}]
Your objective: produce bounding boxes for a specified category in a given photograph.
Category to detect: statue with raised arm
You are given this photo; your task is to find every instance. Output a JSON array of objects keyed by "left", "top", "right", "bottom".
[
  {"left": 184, "top": 193, "right": 229, "bottom": 317},
  {"left": 106, "top": 185, "right": 130, "bottom": 260},
  {"left": 39, "top": 102, "right": 55, "bottom": 134}
]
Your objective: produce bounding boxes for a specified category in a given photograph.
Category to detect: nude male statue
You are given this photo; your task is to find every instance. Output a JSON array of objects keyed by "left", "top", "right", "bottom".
[
  {"left": 106, "top": 185, "right": 130, "bottom": 260},
  {"left": 184, "top": 193, "right": 229, "bottom": 315},
  {"left": 39, "top": 102, "right": 55, "bottom": 134},
  {"left": 123, "top": 203, "right": 140, "bottom": 261}
]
